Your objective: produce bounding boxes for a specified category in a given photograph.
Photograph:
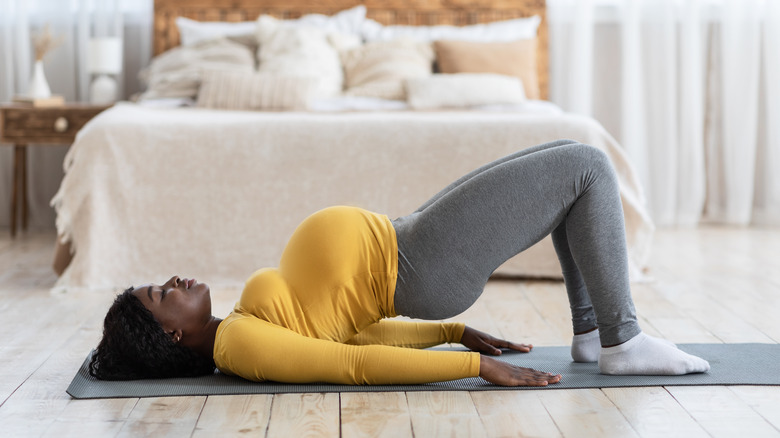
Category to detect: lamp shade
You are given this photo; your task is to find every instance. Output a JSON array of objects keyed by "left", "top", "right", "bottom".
[{"left": 87, "top": 38, "right": 123, "bottom": 74}]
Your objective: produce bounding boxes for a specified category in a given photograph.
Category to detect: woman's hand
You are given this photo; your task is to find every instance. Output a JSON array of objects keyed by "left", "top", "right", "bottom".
[
  {"left": 460, "top": 325, "right": 532, "bottom": 356},
  {"left": 479, "top": 356, "right": 562, "bottom": 386},
  {"left": 460, "top": 326, "right": 560, "bottom": 386}
]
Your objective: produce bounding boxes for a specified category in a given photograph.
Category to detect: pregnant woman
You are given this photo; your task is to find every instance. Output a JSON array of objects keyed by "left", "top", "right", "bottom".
[{"left": 90, "top": 139, "right": 709, "bottom": 386}]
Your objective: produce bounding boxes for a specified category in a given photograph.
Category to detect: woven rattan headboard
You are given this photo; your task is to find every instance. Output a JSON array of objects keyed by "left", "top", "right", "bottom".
[{"left": 154, "top": 0, "right": 548, "bottom": 99}]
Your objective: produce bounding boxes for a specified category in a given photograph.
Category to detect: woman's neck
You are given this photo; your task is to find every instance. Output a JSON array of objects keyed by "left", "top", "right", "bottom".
[{"left": 190, "top": 316, "right": 223, "bottom": 360}]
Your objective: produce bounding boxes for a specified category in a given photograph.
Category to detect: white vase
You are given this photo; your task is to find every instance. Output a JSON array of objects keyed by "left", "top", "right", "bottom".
[{"left": 27, "top": 60, "right": 52, "bottom": 99}]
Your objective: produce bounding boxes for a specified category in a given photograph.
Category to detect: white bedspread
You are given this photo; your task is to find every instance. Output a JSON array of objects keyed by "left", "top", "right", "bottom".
[{"left": 52, "top": 103, "right": 654, "bottom": 290}]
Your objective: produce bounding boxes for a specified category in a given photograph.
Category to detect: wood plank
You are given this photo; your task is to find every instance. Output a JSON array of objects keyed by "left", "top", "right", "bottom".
[
  {"left": 0, "top": 338, "right": 98, "bottom": 433},
  {"left": 193, "top": 395, "right": 273, "bottom": 436},
  {"left": 0, "top": 399, "right": 71, "bottom": 437},
  {"left": 406, "top": 391, "right": 487, "bottom": 437},
  {"left": 265, "top": 393, "right": 340, "bottom": 437},
  {"left": 666, "top": 386, "right": 780, "bottom": 437},
  {"left": 0, "top": 308, "right": 106, "bottom": 409},
  {"left": 0, "top": 292, "right": 125, "bottom": 433},
  {"left": 117, "top": 396, "right": 206, "bottom": 437},
  {"left": 697, "top": 274, "right": 780, "bottom": 343},
  {"left": 481, "top": 281, "right": 562, "bottom": 347},
  {"left": 602, "top": 387, "right": 708, "bottom": 437},
  {"left": 630, "top": 282, "right": 722, "bottom": 344},
  {"left": 340, "top": 392, "right": 413, "bottom": 438},
  {"left": 0, "top": 232, "right": 59, "bottom": 288},
  {"left": 470, "top": 391, "right": 562, "bottom": 437},
  {"left": 521, "top": 280, "right": 580, "bottom": 344},
  {"left": 728, "top": 386, "right": 780, "bottom": 431},
  {"left": 537, "top": 389, "right": 639, "bottom": 438},
  {"left": 42, "top": 398, "right": 138, "bottom": 438},
  {"left": 637, "top": 259, "right": 778, "bottom": 344}
]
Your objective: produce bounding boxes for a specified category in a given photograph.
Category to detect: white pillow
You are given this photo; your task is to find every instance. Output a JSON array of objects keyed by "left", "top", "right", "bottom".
[
  {"left": 405, "top": 73, "right": 526, "bottom": 109},
  {"left": 176, "top": 17, "right": 257, "bottom": 46},
  {"left": 176, "top": 5, "right": 366, "bottom": 45},
  {"left": 197, "top": 69, "right": 319, "bottom": 111},
  {"left": 361, "top": 15, "right": 541, "bottom": 42},
  {"left": 292, "top": 5, "right": 366, "bottom": 35},
  {"left": 341, "top": 38, "right": 434, "bottom": 100},
  {"left": 256, "top": 15, "right": 356, "bottom": 98}
]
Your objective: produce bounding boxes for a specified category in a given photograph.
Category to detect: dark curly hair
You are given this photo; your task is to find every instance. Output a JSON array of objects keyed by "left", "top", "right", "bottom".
[{"left": 89, "top": 287, "right": 216, "bottom": 380}]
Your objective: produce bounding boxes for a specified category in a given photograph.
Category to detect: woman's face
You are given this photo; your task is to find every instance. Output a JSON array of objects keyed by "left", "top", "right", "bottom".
[{"left": 132, "top": 275, "right": 212, "bottom": 343}]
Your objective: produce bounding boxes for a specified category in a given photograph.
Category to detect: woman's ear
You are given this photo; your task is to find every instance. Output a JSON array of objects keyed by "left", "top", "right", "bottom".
[{"left": 169, "top": 329, "right": 183, "bottom": 344}]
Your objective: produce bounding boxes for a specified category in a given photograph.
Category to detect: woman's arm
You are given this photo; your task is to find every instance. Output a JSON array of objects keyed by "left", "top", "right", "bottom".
[
  {"left": 216, "top": 318, "right": 560, "bottom": 386},
  {"left": 345, "top": 322, "right": 534, "bottom": 356},
  {"left": 216, "top": 318, "right": 480, "bottom": 385},
  {"left": 344, "top": 320, "right": 466, "bottom": 348}
]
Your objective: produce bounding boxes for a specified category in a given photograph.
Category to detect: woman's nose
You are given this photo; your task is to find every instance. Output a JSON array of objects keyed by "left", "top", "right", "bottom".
[{"left": 167, "top": 275, "right": 180, "bottom": 287}]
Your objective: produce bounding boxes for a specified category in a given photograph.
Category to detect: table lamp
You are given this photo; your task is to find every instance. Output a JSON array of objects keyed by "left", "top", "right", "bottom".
[{"left": 88, "top": 37, "right": 123, "bottom": 104}]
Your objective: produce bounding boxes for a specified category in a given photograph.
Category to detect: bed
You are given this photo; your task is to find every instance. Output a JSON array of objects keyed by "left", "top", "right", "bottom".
[{"left": 51, "top": 0, "right": 654, "bottom": 290}]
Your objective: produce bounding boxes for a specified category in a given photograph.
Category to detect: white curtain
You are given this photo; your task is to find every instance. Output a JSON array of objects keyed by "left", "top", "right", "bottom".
[
  {"left": 548, "top": 0, "right": 780, "bottom": 226},
  {"left": 0, "top": 0, "right": 152, "bottom": 229}
]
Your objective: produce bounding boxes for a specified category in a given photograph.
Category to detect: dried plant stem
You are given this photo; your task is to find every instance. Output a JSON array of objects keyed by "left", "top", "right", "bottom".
[{"left": 32, "top": 24, "right": 63, "bottom": 61}]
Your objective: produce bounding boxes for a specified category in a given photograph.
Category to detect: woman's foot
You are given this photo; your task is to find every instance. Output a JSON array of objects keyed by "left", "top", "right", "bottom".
[
  {"left": 571, "top": 329, "right": 600, "bottom": 363},
  {"left": 598, "top": 332, "right": 710, "bottom": 375}
]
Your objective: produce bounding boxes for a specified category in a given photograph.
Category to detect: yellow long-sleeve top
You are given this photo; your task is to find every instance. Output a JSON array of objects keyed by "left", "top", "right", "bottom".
[{"left": 213, "top": 206, "right": 481, "bottom": 384}]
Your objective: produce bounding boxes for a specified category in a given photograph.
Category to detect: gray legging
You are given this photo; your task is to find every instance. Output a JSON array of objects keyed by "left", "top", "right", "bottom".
[{"left": 391, "top": 139, "right": 641, "bottom": 346}]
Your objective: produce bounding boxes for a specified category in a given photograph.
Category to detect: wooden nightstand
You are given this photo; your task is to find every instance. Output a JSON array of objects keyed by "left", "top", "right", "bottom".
[{"left": 0, "top": 103, "right": 110, "bottom": 236}]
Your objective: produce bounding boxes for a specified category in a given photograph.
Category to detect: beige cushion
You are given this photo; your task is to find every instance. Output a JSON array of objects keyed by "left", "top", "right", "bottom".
[
  {"left": 197, "top": 70, "right": 319, "bottom": 111},
  {"left": 406, "top": 73, "right": 526, "bottom": 109},
  {"left": 434, "top": 39, "right": 539, "bottom": 100},
  {"left": 341, "top": 39, "right": 434, "bottom": 100},
  {"left": 138, "top": 38, "right": 255, "bottom": 101}
]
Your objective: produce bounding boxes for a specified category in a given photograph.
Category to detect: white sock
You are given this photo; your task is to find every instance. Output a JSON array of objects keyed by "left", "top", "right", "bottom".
[
  {"left": 598, "top": 332, "right": 710, "bottom": 375},
  {"left": 571, "top": 329, "right": 601, "bottom": 363}
]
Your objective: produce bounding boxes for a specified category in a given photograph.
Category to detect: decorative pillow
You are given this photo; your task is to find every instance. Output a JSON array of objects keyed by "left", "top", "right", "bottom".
[
  {"left": 290, "top": 5, "right": 366, "bottom": 35},
  {"left": 405, "top": 73, "right": 525, "bottom": 109},
  {"left": 197, "top": 70, "right": 319, "bottom": 111},
  {"left": 138, "top": 38, "right": 255, "bottom": 101},
  {"left": 175, "top": 5, "right": 366, "bottom": 46},
  {"left": 361, "top": 15, "right": 540, "bottom": 43},
  {"left": 434, "top": 39, "right": 540, "bottom": 100},
  {"left": 176, "top": 17, "right": 257, "bottom": 46},
  {"left": 256, "top": 15, "right": 357, "bottom": 98},
  {"left": 341, "top": 39, "right": 434, "bottom": 100}
]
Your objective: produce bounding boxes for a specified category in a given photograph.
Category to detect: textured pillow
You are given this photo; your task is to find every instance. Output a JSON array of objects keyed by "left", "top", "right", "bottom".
[
  {"left": 405, "top": 73, "right": 526, "bottom": 109},
  {"left": 341, "top": 39, "right": 434, "bottom": 100},
  {"left": 256, "top": 15, "right": 357, "bottom": 98},
  {"left": 197, "top": 70, "right": 319, "bottom": 111},
  {"left": 138, "top": 38, "right": 255, "bottom": 101},
  {"left": 176, "top": 17, "right": 257, "bottom": 46},
  {"left": 361, "top": 15, "right": 540, "bottom": 43},
  {"left": 434, "top": 39, "right": 539, "bottom": 100}
]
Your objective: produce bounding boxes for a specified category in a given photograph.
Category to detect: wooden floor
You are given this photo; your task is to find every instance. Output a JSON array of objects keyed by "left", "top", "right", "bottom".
[{"left": 1, "top": 226, "right": 779, "bottom": 437}]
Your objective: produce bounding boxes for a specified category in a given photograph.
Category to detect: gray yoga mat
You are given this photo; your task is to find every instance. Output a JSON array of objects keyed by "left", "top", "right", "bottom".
[{"left": 67, "top": 343, "right": 780, "bottom": 399}]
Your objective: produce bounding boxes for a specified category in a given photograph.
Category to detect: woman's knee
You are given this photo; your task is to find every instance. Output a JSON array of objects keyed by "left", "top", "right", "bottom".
[
  {"left": 566, "top": 144, "right": 615, "bottom": 174},
  {"left": 548, "top": 138, "right": 580, "bottom": 148}
]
